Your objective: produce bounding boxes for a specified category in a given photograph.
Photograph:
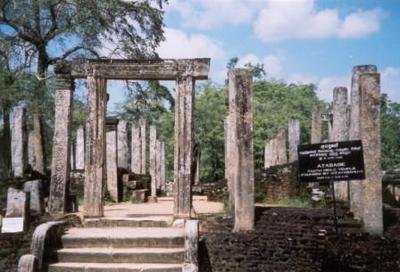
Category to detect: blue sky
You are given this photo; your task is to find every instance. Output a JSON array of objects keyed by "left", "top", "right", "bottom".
[{"left": 107, "top": 0, "right": 400, "bottom": 109}]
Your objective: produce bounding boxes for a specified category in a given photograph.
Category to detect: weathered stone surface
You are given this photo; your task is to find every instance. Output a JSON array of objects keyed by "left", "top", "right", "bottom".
[
  {"left": 359, "top": 73, "right": 383, "bottom": 235},
  {"left": 330, "top": 87, "right": 349, "bottom": 201},
  {"left": 23, "top": 180, "right": 43, "bottom": 215},
  {"left": 184, "top": 220, "right": 199, "bottom": 271},
  {"left": 28, "top": 131, "right": 35, "bottom": 169},
  {"left": 11, "top": 106, "right": 27, "bottom": 177},
  {"left": 311, "top": 106, "right": 322, "bottom": 144},
  {"left": 84, "top": 76, "right": 107, "bottom": 217},
  {"left": 70, "top": 141, "right": 75, "bottom": 170},
  {"left": 225, "top": 115, "right": 235, "bottom": 211},
  {"left": 106, "top": 120, "right": 119, "bottom": 202},
  {"left": 349, "top": 65, "right": 377, "bottom": 220},
  {"left": 264, "top": 130, "right": 287, "bottom": 168},
  {"left": 31, "top": 114, "right": 45, "bottom": 175},
  {"left": 49, "top": 69, "right": 73, "bottom": 215},
  {"left": 117, "top": 120, "right": 130, "bottom": 170},
  {"left": 75, "top": 127, "right": 85, "bottom": 170},
  {"left": 5, "top": 187, "right": 28, "bottom": 218},
  {"left": 228, "top": 69, "right": 254, "bottom": 232},
  {"left": 160, "top": 142, "right": 166, "bottom": 191},
  {"left": 17, "top": 254, "right": 38, "bottom": 272},
  {"left": 174, "top": 77, "right": 194, "bottom": 218},
  {"left": 150, "top": 126, "right": 158, "bottom": 197},
  {"left": 140, "top": 119, "right": 147, "bottom": 174},
  {"left": 288, "top": 119, "right": 300, "bottom": 162},
  {"left": 157, "top": 140, "right": 162, "bottom": 190},
  {"left": 71, "top": 58, "right": 210, "bottom": 80},
  {"left": 131, "top": 122, "right": 142, "bottom": 173},
  {"left": 132, "top": 189, "right": 148, "bottom": 203}
]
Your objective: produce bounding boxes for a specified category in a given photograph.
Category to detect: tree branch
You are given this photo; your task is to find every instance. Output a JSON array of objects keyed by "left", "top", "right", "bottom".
[{"left": 49, "top": 45, "right": 99, "bottom": 64}]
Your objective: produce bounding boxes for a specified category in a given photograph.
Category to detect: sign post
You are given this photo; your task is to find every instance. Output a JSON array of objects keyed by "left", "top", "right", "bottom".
[{"left": 298, "top": 140, "right": 365, "bottom": 235}]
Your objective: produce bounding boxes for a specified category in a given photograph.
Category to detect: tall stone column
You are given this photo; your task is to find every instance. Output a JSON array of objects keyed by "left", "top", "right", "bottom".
[
  {"left": 264, "top": 141, "right": 272, "bottom": 169},
  {"left": 174, "top": 76, "right": 194, "bottom": 218},
  {"left": 70, "top": 141, "right": 75, "bottom": 171},
  {"left": 11, "top": 106, "right": 27, "bottom": 178},
  {"left": 131, "top": 122, "right": 142, "bottom": 173},
  {"left": 157, "top": 140, "right": 162, "bottom": 190},
  {"left": 229, "top": 69, "right": 254, "bottom": 232},
  {"left": 360, "top": 73, "right": 383, "bottom": 235},
  {"left": 49, "top": 61, "right": 73, "bottom": 214},
  {"left": 117, "top": 120, "right": 130, "bottom": 170},
  {"left": 32, "top": 113, "right": 45, "bottom": 174},
  {"left": 75, "top": 126, "right": 85, "bottom": 170},
  {"left": 160, "top": 142, "right": 166, "bottom": 191},
  {"left": 225, "top": 117, "right": 234, "bottom": 210},
  {"left": 140, "top": 119, "right": 147, "bottom": 174},
  {"left": 311, "top": 106, "right": 322, "bottom": 143},
  {"left": 28, "top": 131, "right": 35, "bottom": 169},
  {"left": 276, "top": 129, "right": 288, "bottom": 165},
  {"left": 195, "top": 150, "right": 200, "bottom": 185},
  {"left": 349, "top": 65, "right": 377, "bottom": 220},
  {"left": 84, "top": 76, "right": 107, "bottom": 217},
  {"left": 331, "top": 87, "right": 349, "bottom": 201},
  {"left": 288, "top": 120, "right": 300, "bottom": 162},
  {"left": 149, "top": 125, "right": 158, "bottom": 199},
  {"left": 106, "top": 118, "right": 119, "bottom": 202}
]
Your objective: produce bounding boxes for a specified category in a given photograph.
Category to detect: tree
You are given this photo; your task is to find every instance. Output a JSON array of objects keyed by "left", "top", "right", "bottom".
[
  {"left": 0, "top": 0, "right": 167, "bottom": 171},
  {"left": 381, "top": 94, "right": 400, "bottom": 170}
]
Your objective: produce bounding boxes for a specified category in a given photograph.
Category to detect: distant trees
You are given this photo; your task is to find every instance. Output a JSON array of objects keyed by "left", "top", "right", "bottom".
[{"left": 381, "top": 94, "right": 400, "bottom": 170}]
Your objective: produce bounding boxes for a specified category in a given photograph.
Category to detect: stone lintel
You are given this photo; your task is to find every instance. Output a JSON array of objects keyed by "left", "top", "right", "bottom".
[{"left": 70, "top": 58, "right": 210, "bottom": 80}]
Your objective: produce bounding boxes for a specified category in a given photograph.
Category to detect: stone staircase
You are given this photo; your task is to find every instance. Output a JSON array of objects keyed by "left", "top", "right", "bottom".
[{"left": 47, "top": 216, "right": 186, "bottom": 272}]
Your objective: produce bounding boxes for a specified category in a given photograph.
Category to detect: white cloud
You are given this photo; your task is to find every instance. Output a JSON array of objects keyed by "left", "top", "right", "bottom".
[
  {"left": 157, "top": 28, "right": 226, "bottom": 60},
  {"left": 237, "top": 52, "right": 284, "bottom": 78},
  {"left": 253, "top": 0, "right": 384, "bottom": 42},
  {"left": 167, "top": 0, "right": 264, "bottom": 30}
]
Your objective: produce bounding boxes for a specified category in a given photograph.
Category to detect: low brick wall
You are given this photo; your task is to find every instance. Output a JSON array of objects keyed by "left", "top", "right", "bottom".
[{"left": 199, "top": 207, "right": 400, "bottom": 272}]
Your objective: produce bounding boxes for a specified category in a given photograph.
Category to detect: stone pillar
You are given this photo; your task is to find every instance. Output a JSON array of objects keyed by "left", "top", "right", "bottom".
[
  {"left": 131, "top": 122, "right": 142, "bottom": 173},
  {"left": 225, "top": 115, "right": 234, "bottom": 210},
  {"left": 349, "top": 65, "right": 377, "bottom": 220},
  {"left": 194, "top": 150, "right": 200, "bottom": 185},
  {"left": 84, "top": 76, "right": 107, "bottom": 217},
  {"left": 149, "top": 125, "right": 158, "bottom": 199},
  {"left": 275, "top": 129, "right": 287, "bottom": 165},
  {"left": 75, "top": 127, "right": 85, "bottom": 170},
  {"left": 106, "top": 118, "right": 119, "bottom": 202},
  {"left": 359, "top": 73, "right": 383, "bottom": 235},
  {"left": 264, "top": 140, "right": 272, "bottom": 169},
  {"left": 117, "top": 120, "right": 130, "bottom": 170},
  {"left": 31, "top": 114, "right": 45, "bottom": 174},
  {"left": 174, "top": 76, "right": 194, "bottom": 218},
  {"left": 288, "top": 120, "right": 300, "bottom": 162},
  {"left": 11, "top": 106, "right": 27, "bottom": 178},
  {"left": 160, "top": 142, "right": 166, "bottom": 191},
  {"left": 49, "top": 62, "right": 73, "bottom": 215},
  {"left": 157, "top": 140, "right": 162, "bottom": 190},
  {"left": 229, "top": 69, "right": 254, "bottom": 232},
  {"left": 28, "top": 131, "right": 35, "bottom": 169},
  {"left": 311, "top": 106, "right": 322, "bottom": 143},
  {"left": 331, "top": 87, "right": 349, "bottom": 201},
  {"left": 70, "top": 140, "right": 75, "bottom": 171},
  {"left": 140, "top": 119, "right": 147, "bottom": 174},
  {"left": 23, "top": 180, "right": 43, "bottom": 216}
]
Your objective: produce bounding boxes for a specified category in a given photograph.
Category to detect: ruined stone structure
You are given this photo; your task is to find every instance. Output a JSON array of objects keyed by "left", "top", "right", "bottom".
[
  {"left": 49, "top": 58, "right": 210, "bottom": 218},
  {"left": 264, "top": 129, "right": 288, "bottom": 168},
  {"left": 311, "top": 106, "right": 322, "bottom": 144},
  {"left": 288, "top": 119, "right": 300, "bottom": 162},
  {"left": 75, "top": 126, "right": 85, "bottom": 170},
  {"left": 227, "top": 69, "right": 254, "bottom": 232},
  {"left": 330, "top": 87, "right": 349, "bottom": 201},
  {"left": 140, "top": 119, "right": 147, "bottom": 174},
  {"left": 11, "top": 106, "right": 27, "bottom": 178},
  {"left": 117, "top": 119, "right": 130, "bottom": 170},
  {"left": 160, "top": 142, "right": 166, "bottom": 191},
  {"left": 131, "top": 122, "right": 142, "bottom": 173},
  {"left": 149, "top": 126, "right": 158, "bottom": 200},
  {"left": 106, "top": 117, "right": 119, "bottom": 202}
]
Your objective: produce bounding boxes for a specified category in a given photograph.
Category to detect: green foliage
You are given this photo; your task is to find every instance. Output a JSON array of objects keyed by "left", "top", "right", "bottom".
[
  {"left": 194, "top": 83, "right": 226, "bottom": 182},
  {"left": 253, "top": 80, "right": 325, "bottom": 168},
  {"left": 381, "top": 94, "right": 400, "bottom": 170},
  {"left": 277, "top": 197, "right": 313, "bottom": 208}
]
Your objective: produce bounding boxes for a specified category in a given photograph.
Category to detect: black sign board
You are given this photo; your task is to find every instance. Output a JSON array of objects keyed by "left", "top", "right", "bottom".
[{"left": 298, "top": 140, "right": 365, "bottom": 183}]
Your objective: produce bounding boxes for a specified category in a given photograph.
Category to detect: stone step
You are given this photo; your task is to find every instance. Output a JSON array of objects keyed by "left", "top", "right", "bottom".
[
  {"left": 84, "top": 216, "right": 173, "bottom": 228},
  {"left": 158, "top": 195, "right": 208, "bottom": 202},
  {"left": 48, "top": 262, "right": 183, "bottom": 272},
  {"left": 56, "top": 247, "right": 184, "bottom": 264},
  {"left": 62, "top": 227, "right": 185, "bottom": 248}
]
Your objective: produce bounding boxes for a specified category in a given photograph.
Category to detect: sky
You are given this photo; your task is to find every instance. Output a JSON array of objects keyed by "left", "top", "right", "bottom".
[{"left": 107, "top": 0, "right": 400, "bottom": 109}]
